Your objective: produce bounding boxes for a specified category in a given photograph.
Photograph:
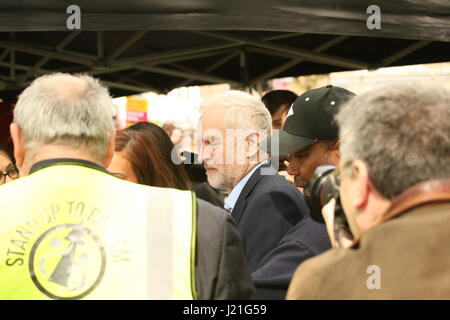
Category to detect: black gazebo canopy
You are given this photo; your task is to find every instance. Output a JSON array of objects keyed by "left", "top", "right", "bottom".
[{"left": 0, "top": 1, "right": 449, "bottom": 97}]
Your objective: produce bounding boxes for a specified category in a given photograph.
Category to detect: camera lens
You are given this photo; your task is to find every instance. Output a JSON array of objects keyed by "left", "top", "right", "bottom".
[{"left": 304, "top": 165, "right": 338, "bottom": 223}]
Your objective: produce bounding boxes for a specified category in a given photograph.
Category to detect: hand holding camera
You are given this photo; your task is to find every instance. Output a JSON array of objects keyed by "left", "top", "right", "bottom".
[{"left": 304, "top": 165, "right": 355, "bottom": 248}]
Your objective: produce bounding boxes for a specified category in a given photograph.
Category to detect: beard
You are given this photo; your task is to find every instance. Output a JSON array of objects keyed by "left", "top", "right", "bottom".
[
  {"left": 294, "top": 176, "right": 307, "bottom": 188},
  {"left": 206, "top": 164, "right": 240, "bottom": 192}
]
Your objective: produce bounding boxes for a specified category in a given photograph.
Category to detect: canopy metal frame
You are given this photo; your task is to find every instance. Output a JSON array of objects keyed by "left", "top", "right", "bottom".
[{"left": 0, "top": 30, "right": 435, "bottom": 94}]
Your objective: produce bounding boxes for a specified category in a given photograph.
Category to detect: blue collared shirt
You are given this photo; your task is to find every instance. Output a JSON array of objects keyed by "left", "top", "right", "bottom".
[{"left": 224, "top": 161, "right": 268, "bottom": 212}]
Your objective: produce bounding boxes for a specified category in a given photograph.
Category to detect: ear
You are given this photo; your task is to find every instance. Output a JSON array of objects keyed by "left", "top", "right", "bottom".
[
  {"left": 330, "top": 140, "right": 341, "bottom": 164},
  {"left": 246, "top": 131, "right": 260, "bottom": 159},
  {"left": 10, "top": 123, "right": 25, "bottom": 168},
  {"left": 350, "top": 159, "right": 370, "bottom": 209},
  {"left": 334, "top": 140, "right": 340, "bottom": 153},
  {"left": 102, "top": 127, "right": 116, "bottom": 168},
  {"left": 333, "top": 140, "right": 340, "bottom": 149}
]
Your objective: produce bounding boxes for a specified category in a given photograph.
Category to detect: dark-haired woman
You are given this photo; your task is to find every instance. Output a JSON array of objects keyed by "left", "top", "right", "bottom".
[{"left": 108, "top": 122, "right": 191, "bottom": 190}]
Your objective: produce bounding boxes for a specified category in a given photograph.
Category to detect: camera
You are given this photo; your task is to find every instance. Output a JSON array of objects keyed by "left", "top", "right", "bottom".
[{"left": 304, "top": 165, "right": 353, "bottom": 241}]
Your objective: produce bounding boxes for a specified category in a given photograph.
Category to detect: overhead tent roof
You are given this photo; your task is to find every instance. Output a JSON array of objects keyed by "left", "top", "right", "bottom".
[{"left": 0, "top": 1, "right": 449, "bottom": 97}]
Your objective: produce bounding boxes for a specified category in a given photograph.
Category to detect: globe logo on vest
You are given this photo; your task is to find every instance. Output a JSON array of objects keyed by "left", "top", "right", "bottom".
[{"left": 29, "top": 223, "right": 106, "bottom": 300}]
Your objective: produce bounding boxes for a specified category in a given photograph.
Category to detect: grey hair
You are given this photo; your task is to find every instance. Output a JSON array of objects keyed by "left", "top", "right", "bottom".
[
  {"left": 202, "top": 90, "right": 272, "bottom": 136},
  {"left": 14, "top": 73, "right": 114, "bottom": 161},
  {"left": 336, "top": 81, "right": 450, "bottom": 199}
]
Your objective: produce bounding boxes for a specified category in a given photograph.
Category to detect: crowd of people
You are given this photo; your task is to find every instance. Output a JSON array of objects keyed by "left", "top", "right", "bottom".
[{"left": 0, "top": 72, "right": 449, "bottom": 299}]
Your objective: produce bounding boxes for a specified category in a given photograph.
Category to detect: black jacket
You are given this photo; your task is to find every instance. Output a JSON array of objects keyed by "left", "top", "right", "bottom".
[
  {"left": 196, "top": 199, "right": 254, "bottom": 299},
  {"left": 193, "top": 182, "right": 225, "bottom": 208},
  {"left": 231, "top": 162, "right": 310, "bottom": 272},
  {"left": 251, "top": 216, "right": 331, "bottom": 299}
]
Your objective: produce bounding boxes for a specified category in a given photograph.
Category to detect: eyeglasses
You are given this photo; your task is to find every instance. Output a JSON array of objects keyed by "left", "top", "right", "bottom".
[{"left": 0, "top": 164, "right": 19, "bottom": 184}]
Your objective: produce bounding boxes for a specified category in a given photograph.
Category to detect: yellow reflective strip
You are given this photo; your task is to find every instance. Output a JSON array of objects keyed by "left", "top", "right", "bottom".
[
  {"left": 190, "top": 191, "right": 198, "bottom": 300},
  {"left": 171, "top": 190, "right": 194, "bottom": 299},
  {"left": 147, "top": 187, "right": 174, "bottom": 299}
]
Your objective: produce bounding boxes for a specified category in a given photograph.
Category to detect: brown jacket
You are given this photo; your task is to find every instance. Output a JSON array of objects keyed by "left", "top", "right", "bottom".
[{"left": 286, "top": 201, "right": 450, "bottom": 299}]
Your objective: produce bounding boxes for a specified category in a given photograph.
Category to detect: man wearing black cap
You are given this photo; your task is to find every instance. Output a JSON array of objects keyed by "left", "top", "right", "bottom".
[
  {"left": 263, "top": 85, "right": 356, "bottom": 188},
  {"left": 252, "top": 85, "right": 355, "bottom": 299}
]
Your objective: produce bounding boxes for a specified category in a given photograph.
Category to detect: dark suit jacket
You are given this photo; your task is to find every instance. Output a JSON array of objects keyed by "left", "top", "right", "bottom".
[
  {"left": 196, "top": 199, "right": 254, "bottom": 299},
  {"left": 231, "top": 162, "right": 310, "bottom": 272},
  {"left": 252, "top": 216, "right": 331, "bottom": 299}
]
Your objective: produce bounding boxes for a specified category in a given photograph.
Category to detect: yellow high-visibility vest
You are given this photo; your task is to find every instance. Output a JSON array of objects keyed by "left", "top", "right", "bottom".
[{"left": 0, "top": 161, "right": 197, "bottom": 300}]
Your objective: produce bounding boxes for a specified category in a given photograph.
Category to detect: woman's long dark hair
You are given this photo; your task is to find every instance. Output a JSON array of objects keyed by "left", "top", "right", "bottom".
[{"left": 115, "top": 122, "right": 191, "bottom": 190}]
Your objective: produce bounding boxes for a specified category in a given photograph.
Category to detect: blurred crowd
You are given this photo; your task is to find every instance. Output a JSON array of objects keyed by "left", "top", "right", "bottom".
[{"left": 1, "top": 73, "right": 449, "bottom": 300}]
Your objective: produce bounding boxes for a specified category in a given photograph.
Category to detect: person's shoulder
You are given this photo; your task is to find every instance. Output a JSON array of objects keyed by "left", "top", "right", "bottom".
[
  {"left": 0, "top": 170, "right": 49, "bottom": 198},
  {"left": 254, "top": 171, "right": 303, "bottom": 202},
  {"left": 196, "top": 198, "right": 231, "bottom": 227},
  {"left": 280, "top": 217, "right": 331, "bottom": 254},
  {"left": 244, "top": 169, "right": 308, "bottom": 225},
  {"left": 287, "top": 246, "right": 357, "bottom": 298},
  {"left": 250, "top": 171, "right": 307, "bottom": 209},
  {"left": 0, "top": 175, "right": 28, "bottom": 191},
  {"left": 250, "top": 171, "right": 298, "bottom": 197},
  {"left": 258, "top": 170, "right": 293, "bottom": 188},
  {"left": 293, "top": 241, "right": 370, "bottom": 291},
  {"left": 302, "top": 246, "right": 351, "bottom": 271}
]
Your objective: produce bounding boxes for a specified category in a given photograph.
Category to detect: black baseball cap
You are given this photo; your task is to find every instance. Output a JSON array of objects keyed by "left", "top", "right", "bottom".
[{"left": 261, "top": 85, "right": 356, "bottom": 156}]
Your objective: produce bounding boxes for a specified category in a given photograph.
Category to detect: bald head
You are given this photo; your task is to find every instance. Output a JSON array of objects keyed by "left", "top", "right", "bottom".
[
  {"left": 13, "top": 73, "right": 115, "bottom": 164},
  {"left": 45, "top": 73, "right": 90, "bottom": 100}
]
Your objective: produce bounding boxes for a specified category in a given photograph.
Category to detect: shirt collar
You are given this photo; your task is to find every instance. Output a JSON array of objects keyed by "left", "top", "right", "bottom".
[
  {"left": 224, "top": 160, "right": 268, "bottom": 212},
  {"left": 29, "top": 158, "right": 108, "bottom": 174}
]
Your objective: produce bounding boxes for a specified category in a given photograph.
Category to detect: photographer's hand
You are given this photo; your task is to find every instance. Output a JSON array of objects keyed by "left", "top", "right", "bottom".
[
  {"left": 279, "top": 170, "right": 295, "bottom": 184},
  {"left": 279, "top": 170, "right": 304, "bottom": 194},
  {"left": 322, "top": 199, "right": 339, "bottom": 248},
  {"left": 280, "top": 160, "right": 304, "bottom": 194},
  {"left": 322, "top": 199, "right": 354, "bottom": 249}
]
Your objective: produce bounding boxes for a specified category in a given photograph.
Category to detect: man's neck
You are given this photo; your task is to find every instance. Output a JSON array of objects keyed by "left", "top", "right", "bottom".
[
  {"left": 356, "top": 195, "right": 391, "bottom": 239},
  {"left": 21, "top": 146, "right": 101, "bottom": 176},
  {"left": 227, "top": 160, "right": 264, "bottom": 193}
]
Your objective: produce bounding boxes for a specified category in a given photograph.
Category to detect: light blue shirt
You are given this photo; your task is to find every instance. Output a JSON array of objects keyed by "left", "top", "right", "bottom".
[{"left": 224, "top": 161, "right": 268, "bottom": 212}]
